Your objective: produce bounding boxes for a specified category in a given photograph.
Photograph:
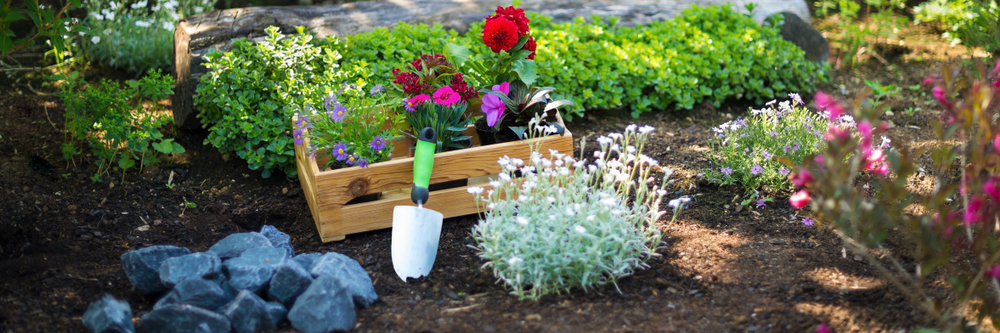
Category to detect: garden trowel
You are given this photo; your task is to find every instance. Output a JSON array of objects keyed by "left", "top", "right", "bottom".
[{"left": 392, "top": 127, "right": 444, "bottom": 282}]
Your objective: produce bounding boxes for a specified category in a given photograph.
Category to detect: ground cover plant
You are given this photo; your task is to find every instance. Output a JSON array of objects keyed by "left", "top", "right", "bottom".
[{"left": 293, "top": 84, "right": 395, "bottom": 169}]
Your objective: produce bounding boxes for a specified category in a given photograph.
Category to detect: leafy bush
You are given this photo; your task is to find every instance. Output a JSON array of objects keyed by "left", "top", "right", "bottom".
[
  {"left": 469, "top": 125, "right": 686, "bottom": 300},
  {"left": 787, "top": 60, "right": 1000, "bottom": 331},
  {"left": 52, "top": 69, "right": 181, "bottom": 182},
  {"left": 914, "top": 0, "right": 1000, "bottom": 55},
  {"left": 336, "top": 22, "right": 465, "bottom": 89},
  {"left": 463, "top": 5, "right": 828, "bottom": 117},
  {"left": 82, "top": 0, "right": 211, "bottom": 73},
  {"left": 194, "top": 26, "right": 362, "bottom": 178},
  {"left": 704, "top": 93, "right": 835, "bottom": 192}
]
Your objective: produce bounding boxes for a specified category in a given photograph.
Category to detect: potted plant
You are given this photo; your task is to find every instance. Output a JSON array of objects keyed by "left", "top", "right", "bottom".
[
  {"left": 444, "top": 5, "right": 573, "bottom": 144},
  {"left": 390, "top": 54, "right": 478, "bottom": 152}
]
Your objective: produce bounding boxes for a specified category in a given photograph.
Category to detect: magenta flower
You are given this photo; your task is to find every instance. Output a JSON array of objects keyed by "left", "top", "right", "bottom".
[
  {"left": 933, "top": 86, "right": 952, "bottom": 108},
  {"left": 815, "top": 322, "right": 831, "bottom": 333},
  {"left": 433, "top": 86, "right": 460, "bottom": 106},
  {"left": 408, "top": 94, "right": 430, "bottom": 110},
  {"left": 482, "top": 95, "right": 505, "bottom": 127},
  {"left": 965, "top": 197, "right": 984, "bottom": 225},
  {"left": 987, "top": 264, "right": 1000, "bottom": 280},
  {"left": 985, "top": 177, "right": 1000, "bottom": 202},
  {"left": 493, "top": 81, "right": 510, "bottom": 95},
  {"left": 755, "top": 198, "right": 766, "bottom": 208},
  {"left": 815, "top": 91, "right": 844, "bottom": 120},
  {"left": 994, "top": 133, "right": 1000, "bottom": 153}
]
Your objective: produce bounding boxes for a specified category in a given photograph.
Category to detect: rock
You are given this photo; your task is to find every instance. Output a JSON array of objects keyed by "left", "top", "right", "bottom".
[
  {"left": 121, "top": 245, "right": 192, "bottom": 295},
  {"left": 287, "top": 276, "right": 356, "bottom": 333},
  {"left": 82, "top": 294, "right": 134, "bottom": 333},
  {"left": 293, "top": 253, "right": 323, "bottom": 271},
  {"left": 172, "top": 0, "right": 811, "bottom": 128},
  {"left": 268, "top": 261, "right": 314, "bottom": 308},
  {"left": 310, "top": 252, "right": 378, "bottom": 307},
  {"left": 265, "top": 301, "right": 288, "bottom": 327},
  {"left": 223, "top": 290, "right": 279, "bottom": 333},
  {"left": 768, "top": 11, "right": 829, "bottom": 63},
  {"left": 224, "top": 247, "right": 289, "bottom": 294},
  {"left": 260, "top": 225, "right": 294, "bottom": 257},
  {"left": 153, "top": 278, "right": 229, "bottom": 312},
  {"left": 159, "top": 252, "right": 223, "bottom": 288},
  {"left": 136, "top": 304, "right": 231, "bottom": 333},
  {"left": 208, "top": 232, "right": 273, "bottom": 260}
]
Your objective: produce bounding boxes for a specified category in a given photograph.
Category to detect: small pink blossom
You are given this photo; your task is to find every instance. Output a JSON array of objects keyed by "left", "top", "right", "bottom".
[
  {"left": 965, "top": 197, "right": 984, "bottom": 225},
  {"left": 987, "top": 264, "right": 1000, "bottom": 280},
  {"left": 790, "top": 190, "right": 810, "bottom": 209},
  {"left": 492, "top": 81, "right": 510, "bottom": 95},
  {"left": 816, "top": 323, "right": 833, "bottom": 333},
  {"left": 994, "top": 133, "right": 1000, "bottom": 153},
  {"left": 825, "top": 125, "right": 850, "bottom": 142},
  {"left": 815, "top": 91, "right": 844, "bottom": 120},
  {"left": 985, "top": 177, "right": 1000, "bottom": 202},
  {"left": 790, "top": 169, "right": 813, "bottom": 188},
  {"left": 933, "top": 86, "right": 952, "bottom": 108},
  {"left": 408, "top": 94, "right": 430, "bottom": 108},
  {"left": 433, "top": 86, "right": 460, "bottom": 106}
]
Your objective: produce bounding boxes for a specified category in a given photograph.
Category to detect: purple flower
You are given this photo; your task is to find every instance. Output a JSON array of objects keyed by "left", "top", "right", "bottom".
[
  {"left": 324, "top": 94, "right": 337, "bottom": 111},
  {"left": 370, "top": 136, "right": 386, "bottom": 151},
  {"left": 802, "top": 216, "right": 814, "bottom": 226},
  {"left": 330, "top": 103, "right": 348, "bottom": 122},
  {"left": 745, "top": 148, "right": 751, "bottom": 154},
  {"left": 778, "top": 167, "right": 789, "bottom": 175},
  {"left": 333, "top": 142, "right": 348, "bottom": 161},
  {"left": 750, "top": 165, "right": 763, "bottom": 175},
  {"left": 755, "top": 198, "right": 766, "bottom": 208},
  {"left": 404, "top": 100, "right": 415, "bottom": 112},
  {"left": 357, "top": 157, "right": 369, "bottom": 168},
  {"left": 482, "top": 94, "right": 505, "bottom": 127},
  {"left": 294, "top": 128, "right": 305, "bottom": 145},
  {"left": 762, "top": 151, "right": 772, "bottom": 160},
  {"left": 769, "top": 131, "right": 778, "bottom": 137},
  {"left": 370, "top": 84, "right": 385, "bottom": 96},
  {"left": 792, "top": 143, "right": 801, "bottom": 151},
  {"left": 721, "top": 167, "right": 733, "bottom": 176},
  {"left": 783, "top": 145, "right": 791, "bottom": 153},
  {"left": 346, "top": 154, "right": 358, "bottom": 166}
]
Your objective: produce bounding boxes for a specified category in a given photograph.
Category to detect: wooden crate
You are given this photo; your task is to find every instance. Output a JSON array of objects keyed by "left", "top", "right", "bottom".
[{"left": 294, "top": 110, "right": 574, "bottom": 242}]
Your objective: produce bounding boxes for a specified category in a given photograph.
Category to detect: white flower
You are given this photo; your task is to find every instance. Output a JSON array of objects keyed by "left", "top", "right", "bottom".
[
  {"left": 554, "top": 159, "right": 563, "bottom": 167},
  {"left": 151, "top": 4, "right": 160, "bottom": 10},
  {"left": 574, "top": 225, "right": 587, "bottom": 234},
  {"left": 656, "top": 189, "right": 667, "bottom": 196},
  {"left": 467, "top": 187, "right": 484, "bottom": 194},
  {"left": 668, "top": 196, "right": 692, "bottom": 208},
  {"left": 163, "top": 0, "right": 177, "bottom": 9},
  {"left": 109, "top": 1, "right": 118, "bottom": 9},
  {"left": 610, "top": 144, "right": 621, "bottom": 152},
  {"left": 626, "top": 145, "right": 636, "bottom": 153},
  {"left": 588, "top": 165, "right": 597, "bottom": 173},
  {"left": 518, "top": 195, "right": 528, "bottom": 202},
  {"left": 547, "top": 196, "right": 556, "bottom": 204},
  {"left": 91, "top": 12, "right": 104, "bottom": 20},
  {"left": 507, "top": 256, "right": 523, "bottom": 266},
  {"left": 600, "top": 197, "right": 616, "bottom": 207},
  {"left": 639, "top": 125, "right": 655, "bottom": 134},
  {"left": 559, "top": 167, "right": 570, "bottom": 176},
  {"left": 489, "top": 180, "right": 500, "bottom": 188},
  {"left": 586, "top": 215, "right": 596, "bottom": 222},
  {"left": 596, "top": 136, "right": 612, "bottom": 146},
  {"left": 625, "top": 124, "right": 637, "bottom": 133},
  {"left": 487, "top": 203, "right": 496, "bottom": 210},
  {"left": 608, "top": 133, "right": 623, "bottom": 140},
  {"left": 520, "top": 166, "right": 536, "bottom": 175},
  {"left": 91, "top": 36, "right": 101, "bottom": 44},
  {"left": 498, "top": 173, "right": 511, "bottom": 182},
  {"left": 516, "top": 216, "right": 529, "bottom": 226},
  {"left": 511, "top": 158, "right": 524, "bottom": 166},
  {"left": 131, "top": 0, "right": 147, "bottom": 9},
  {"left": 135, "top": 20, "right": 151, "bottom": 27},
  {"left": 573, "top": 161, "right": 585, "bottom": 169},
  {"left": 78, "top": 31, "right": 84, "bottom": 36},
  {"left": 565, "top": 207, "right": 575, "bottom": 216},
  {"left": 194, "top": 6, "right": 204, "bottom": 13},
  {"left": 162, "top": 21, "right": 173, "bottom": 30}
]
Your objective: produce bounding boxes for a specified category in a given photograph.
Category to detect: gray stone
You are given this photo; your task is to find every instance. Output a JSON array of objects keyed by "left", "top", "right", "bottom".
[
  {"left": 223, "top": 290, "right": 278, "bottom": 333},
  {"left": 310, "top": 252, "right": 378, "bottom": 307},
  {"left": 265, "top": 301, "right": 288, "bottom": 327},
  {"left": 260, "top": 225, "right": 294, "bottom": 257},
  {"left": 136, "top": 304, "right": 230, "bottom": 333},
  {"left": 769, "top": 11, "right": 829, "bottom": 63},
  {"left": 172, "top": 0, "right": 811, "bottom": 129},
  {"left": 82, "top": 294, "right": 134, "bottom": 333},
  {"left": 121, "top": 245, "right": 191, "bottom": 295},
  {"left": 287, "top": 276, "right": 356, "bottom": 333},
  {"left": 224, "top": 247, "right": 289, "bottom": 294},
  {"left": 159, "top": 252, "right": 223, "bottom": 288},
  {"left": 208, "top": 232, "right": 273, "bottom": 260},
  {"left": 268, "top": 261, "right": 314, "bottom": 308},
  {"left": 153, "top": 278, "right": 229, "bottom": 312},
  {"left": 293, "top": 253, "right": 322, "bottom": 271}
]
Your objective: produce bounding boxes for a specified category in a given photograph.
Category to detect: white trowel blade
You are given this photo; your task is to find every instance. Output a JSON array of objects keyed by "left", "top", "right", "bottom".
[{"left": 391, "top": 205, "right": 444, "bottom": 282}]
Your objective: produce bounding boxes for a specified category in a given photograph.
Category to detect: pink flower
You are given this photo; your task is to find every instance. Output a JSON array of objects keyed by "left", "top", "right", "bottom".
[
  {"left": 987, "top": 264, "right": 1000, "bottom": 280},
  {"left": 433, "top": 86, "right": 460, "bottom": 106},
  {"left": 816, "top": 323, "right": 833, "bottom": 333},
  {"left": 408, "top": 94, "right": 430, "bottom": 108},
  {"left": 790, "top": 190, "right": 810, "bottom": 209},
  {"left": 994, "top": 133, "right": 1000, "bottom": 153},
  {"left": 825, "top": 124, "right": 850, "bottom": 142},
  {"left": 933, "top": 86, "right": 952, "bottom": 108},
  {"left": 482, "top": 94, "right": 505, "bottom": 126},
  {"left": 493, "top": 81, "right": 510, "bottom": 95},
  {"left": 814, "top": 154, "right": 825, "bottom": 165},
  {"left": 815, "top": 91, "right": 844, "bottom": 120},
  {"left": 965, "top": 197, "right": 984, "bottom": 225},
  {"left": 986, "top": 177, "right": 1000, "bottom": 202},
  {"left": 863, "top": 149, "right": 884, "bottom": 171},
  {"left": 790, "top": 168, "right": 813, "bottom": 188}
]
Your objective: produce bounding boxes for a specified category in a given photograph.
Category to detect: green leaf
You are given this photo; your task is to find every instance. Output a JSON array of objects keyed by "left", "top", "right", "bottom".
[
  {"left": 511, "top": 60, "right": 537, "bottom": 87},
  {"left": 443, "top": 42, "right": 471, "bottom": 68}
]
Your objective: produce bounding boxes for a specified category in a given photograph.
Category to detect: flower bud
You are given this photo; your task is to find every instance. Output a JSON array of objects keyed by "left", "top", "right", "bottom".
[
  {"left": 964, "top": 197, "right": 984, "bottom": 225},
  {"left": 933, "top": 86, "right": 952, "bottom": 108},
  {"left": 985, "top": 177, "right": 1000, "bottom": 202},
  {"left": 789, "top": 190, "right": 810, "bottom": 209},
  {"left": 815, "top": 91, "right": 844, "bottom": 120}
]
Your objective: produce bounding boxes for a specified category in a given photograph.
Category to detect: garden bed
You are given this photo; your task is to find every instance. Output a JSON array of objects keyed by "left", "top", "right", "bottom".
[{"left": 0, "top": 21, "right": 993, "bottom": 333}]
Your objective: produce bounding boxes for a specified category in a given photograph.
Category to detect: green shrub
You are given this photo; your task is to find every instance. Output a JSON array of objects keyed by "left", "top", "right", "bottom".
[
  {"left": 194, "top": 26, "right": 362, "bottom": 178},
  {"left": 914, "top": 0, "right": 1000, "bottom": 55},
  {"left": 52, "top": 69, "right": 180, "bottom": 182},
  {"left": 83, "top": 0, "right": 212, "bottom": 73},
  {"left": 335, "top": 22, "right": 465, "bottom": 89}
]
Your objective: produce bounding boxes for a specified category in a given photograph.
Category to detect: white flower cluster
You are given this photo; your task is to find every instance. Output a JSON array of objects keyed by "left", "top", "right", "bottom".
[{"left": 470, "top": 124, "right": 685, "bottom": 300}]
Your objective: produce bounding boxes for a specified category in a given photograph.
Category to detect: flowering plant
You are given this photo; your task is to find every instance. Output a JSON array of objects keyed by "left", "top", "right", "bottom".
[
  {"left": 444, "top": 5, "right": 538, "bottom": 87},
  {"left": 704, "top": 93, "right": 837, "bottom": 193},
  {"left": 294, "top": 84, "right": 395, "bottom": 169},
  {"left": 786, "top": 59, "right": 1000, "bottom": 331},
  {"left": 469, "top": 124, "right": 687, "bottom": 300},
  {"left": 391, "top": 54, "right": 477, "bottom": 151},
  {"left": 478, "top": 79, "right": 573, "bottom": 137},
  {"left": 82, "top": 0, "right": 211, "bottom": 73}
]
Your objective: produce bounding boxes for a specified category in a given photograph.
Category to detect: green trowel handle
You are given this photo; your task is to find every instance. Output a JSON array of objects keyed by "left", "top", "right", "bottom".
[{"left": 411, "top": 127, "right": 437, "bottom": 205}]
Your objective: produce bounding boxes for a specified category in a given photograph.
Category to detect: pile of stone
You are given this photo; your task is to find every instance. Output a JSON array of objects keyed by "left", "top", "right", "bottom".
[{"left": 83, "top": 225, "right": 377, "bottom": 333}]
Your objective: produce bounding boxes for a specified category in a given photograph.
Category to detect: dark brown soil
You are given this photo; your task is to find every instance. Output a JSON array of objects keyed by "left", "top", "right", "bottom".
[{"left": 0, "top": 18, "right": 995, "bottom": 333}]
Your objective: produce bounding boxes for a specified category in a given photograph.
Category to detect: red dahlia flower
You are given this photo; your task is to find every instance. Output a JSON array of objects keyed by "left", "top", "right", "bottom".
[
  {"left": 483, "top": 17, "right": 519, "bottom": 53},
  {"left": 487, "top": 6, "right": 530, "bottom": 36},
  {"left": 524, "top": 35, "right": 537, "bottom": 60}
]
